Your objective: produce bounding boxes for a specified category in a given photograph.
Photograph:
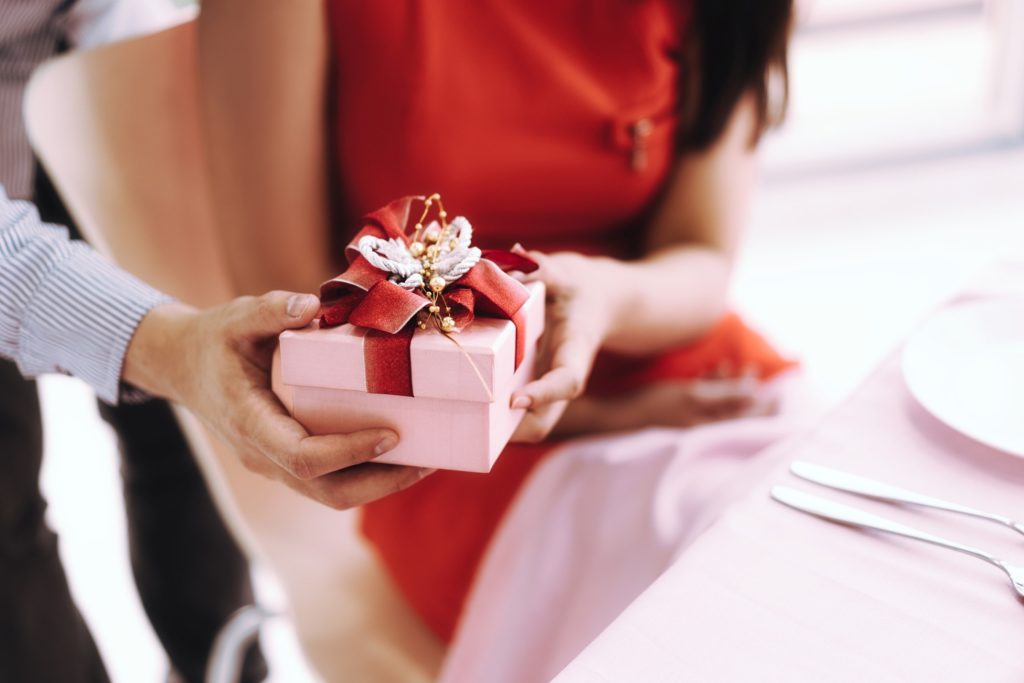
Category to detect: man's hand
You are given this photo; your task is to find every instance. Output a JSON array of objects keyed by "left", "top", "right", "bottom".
[{"left": 122, "top": 291, "right": 433, "bottom": 509}]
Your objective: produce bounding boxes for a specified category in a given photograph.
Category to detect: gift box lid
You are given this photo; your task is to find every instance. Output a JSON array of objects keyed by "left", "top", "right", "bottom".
[{"left": 279, "top": 282, "right": 544, "bottom": 403}]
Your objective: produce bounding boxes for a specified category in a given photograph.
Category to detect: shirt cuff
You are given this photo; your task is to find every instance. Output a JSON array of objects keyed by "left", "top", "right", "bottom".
[{"left": 17, "top": 242, "right": 173, "bottom": 404}]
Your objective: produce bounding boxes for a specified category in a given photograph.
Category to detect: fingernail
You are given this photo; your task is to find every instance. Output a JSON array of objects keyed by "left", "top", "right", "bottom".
[
  {"left": 374, "top": 435, "right": 398, "bottom": 456},
  {"left": 287, "top": 294, "right": 318, "bottom": 318},
  {"left": 511, "top": 395, "right": 532, "bottom": 409}
]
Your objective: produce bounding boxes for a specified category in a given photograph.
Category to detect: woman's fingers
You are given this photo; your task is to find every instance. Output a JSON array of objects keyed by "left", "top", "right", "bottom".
[
  {"left": 513, "top": 367, "right": 581, "bottom": 409},
  {"left": 692, "top": 394, "right": 755, "bottom": 422},
  {"left": 506, "top": 249, "right": 611, "bottom": 442},
  {"left": 680, "top": 376, "right": 779, "bottom": 425},
  {"left": 511, "top": 400, "right": 570, "bottom": 443},
  {"left": 513, "top": 324, "right": 596, "bottom": 409},
  {"left": 511, "top": 246, "right": 570, "bottom": 288},
  {"left": 519, "top": 290, "right": 600, "bottom": 396},
  {"left": 509, "top": 328, "right": 596, "bottom": 442}
]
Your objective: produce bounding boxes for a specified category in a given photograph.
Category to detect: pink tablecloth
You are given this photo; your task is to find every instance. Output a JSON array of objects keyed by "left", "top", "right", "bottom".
[
  {"left": 442, "top": 267, "right": 1024, "bottom": 682},
  {"left": 553, "top": 355, "right": 1024, "bottom": 682}
]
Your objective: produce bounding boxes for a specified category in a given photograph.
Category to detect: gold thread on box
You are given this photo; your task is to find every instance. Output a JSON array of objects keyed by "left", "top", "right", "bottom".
[
  {"left": 410, "top": 195, "right": 494, "bottom": 400},
  {"left": 410, "top": 193, "right": 463, "bottom": 333}
]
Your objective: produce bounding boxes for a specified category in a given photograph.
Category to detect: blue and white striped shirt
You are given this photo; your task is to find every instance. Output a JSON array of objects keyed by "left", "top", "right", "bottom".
[{"left": 0, "top": 185, "right": 170, "bottom": 403}]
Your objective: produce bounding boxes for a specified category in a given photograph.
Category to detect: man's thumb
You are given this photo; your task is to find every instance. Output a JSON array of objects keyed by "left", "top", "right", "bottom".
[
  {"left": 241, "top": 291, "right": 320, "bottom": 336},
  {"left": 284, "top": 292, "right": 320, "bottom": 322}
]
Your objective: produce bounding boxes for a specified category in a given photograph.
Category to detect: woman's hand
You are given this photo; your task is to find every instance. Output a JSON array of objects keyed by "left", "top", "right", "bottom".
[
  {"left": 510, "top": 250, "right": 622, "bottom": 443},
  {"left": 551, "top": 371, "right": 779, "bottom": 438}
]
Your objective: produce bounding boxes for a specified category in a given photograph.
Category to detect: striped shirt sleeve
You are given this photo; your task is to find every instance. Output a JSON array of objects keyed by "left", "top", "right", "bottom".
[{"left": 0, "top": 184, "right": 172, "bottom": 404}]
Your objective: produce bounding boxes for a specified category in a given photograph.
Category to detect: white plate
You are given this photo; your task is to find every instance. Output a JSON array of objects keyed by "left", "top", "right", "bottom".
[{"left": 902, "top": 297, "right": 1024, "bottom": 457}]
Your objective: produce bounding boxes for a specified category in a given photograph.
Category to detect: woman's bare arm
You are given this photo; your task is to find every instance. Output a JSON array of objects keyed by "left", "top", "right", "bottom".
[
  {"left": 513, "top": 96, "right": 762, "bottom": 440},
  {"left": 197, "top": 0, "right": 333, "bottom": 296},
  {"left": 600, "top": 94, "right": 759, "bottom": 353}
]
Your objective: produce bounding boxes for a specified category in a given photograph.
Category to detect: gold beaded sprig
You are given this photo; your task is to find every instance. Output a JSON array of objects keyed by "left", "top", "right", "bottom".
[{"left": 411, "top": 193, "right": 458, "bottom": 333}]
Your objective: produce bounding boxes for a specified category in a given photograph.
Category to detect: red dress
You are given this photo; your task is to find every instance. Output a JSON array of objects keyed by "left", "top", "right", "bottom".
[{"left": 326, "top": 0, "right": 793, "bottom": 642}]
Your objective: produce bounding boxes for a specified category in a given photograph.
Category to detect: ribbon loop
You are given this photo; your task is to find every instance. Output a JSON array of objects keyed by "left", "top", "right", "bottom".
[{"left": 318, "top": 196, "right": 538, "bottom": 397}]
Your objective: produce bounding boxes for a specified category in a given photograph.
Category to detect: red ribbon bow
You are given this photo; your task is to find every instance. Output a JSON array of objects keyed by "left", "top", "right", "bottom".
[{"left": 318, "top": 196, "right": 539, "bottom": 396}]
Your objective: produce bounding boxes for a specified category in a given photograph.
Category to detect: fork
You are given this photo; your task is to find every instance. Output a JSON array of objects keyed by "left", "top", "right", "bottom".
[
  {"left": 790, "top": 461, "right": 1024, "bottom": 540},
  {"left": 771, "top": 486, "right": 1024, "bottom": 600}
]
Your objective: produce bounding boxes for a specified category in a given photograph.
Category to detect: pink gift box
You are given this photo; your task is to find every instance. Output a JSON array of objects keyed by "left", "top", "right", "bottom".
[{"left": 273, "top": 282, "right": 545, "bottom": 472}]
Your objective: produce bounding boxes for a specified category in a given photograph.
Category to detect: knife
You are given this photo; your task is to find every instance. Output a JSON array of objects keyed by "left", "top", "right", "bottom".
[
  {"left": 790, "top": 460, "right": 1024, "bottom": 539},
  {"left": 770, "top": 486, "right": 1024, "bottom": 601}
]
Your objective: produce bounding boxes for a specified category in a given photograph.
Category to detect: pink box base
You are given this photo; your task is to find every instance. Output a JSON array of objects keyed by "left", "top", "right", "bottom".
[
  {"left": 277, "top": 342, "right": 537, "bottom": 473},
  {"left": 273, "top": 282, "right": 545, "bottom": 472}
]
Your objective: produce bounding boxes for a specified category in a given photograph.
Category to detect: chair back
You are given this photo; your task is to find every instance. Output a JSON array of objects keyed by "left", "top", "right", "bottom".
[{"left": 25, "top": 21, "right": 442, "bottom": 682}]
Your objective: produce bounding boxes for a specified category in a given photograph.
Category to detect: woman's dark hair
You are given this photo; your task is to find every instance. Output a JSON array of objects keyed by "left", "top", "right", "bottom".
[{"left": 678, "top": 0, "right": 794, "bottom": 150}]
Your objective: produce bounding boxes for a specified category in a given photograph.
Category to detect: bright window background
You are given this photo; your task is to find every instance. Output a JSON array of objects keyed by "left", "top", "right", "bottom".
[
  {"left": 765, "top": 0, "right": 1024, "bottom": 175},
  {"left": 737, "top": 0, "right": 1024, "bottom": 406}
]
